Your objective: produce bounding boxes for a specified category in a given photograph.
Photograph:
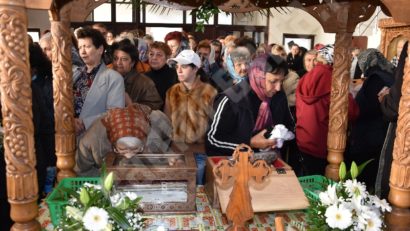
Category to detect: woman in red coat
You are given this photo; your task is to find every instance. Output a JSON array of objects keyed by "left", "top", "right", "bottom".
[{"left": 295, "top": 45, "right": 359, "bottom": 175}]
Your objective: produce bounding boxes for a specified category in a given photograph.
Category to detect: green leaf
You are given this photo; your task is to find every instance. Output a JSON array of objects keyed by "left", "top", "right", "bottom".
[
  {"left": 357, "top": 159, "right": 374, "bottom": 176},
  {"left": 106, "top": 207, "right": 132, "bottom": 230},
  {"left": 101, "top": 163, "right": 107, "bottom": 182},
  {"left": 84, "top": 192, "right": 104, "bottom": 210},
  {"left": 193, "top": 0, "right": 222, "bottom": 33}
]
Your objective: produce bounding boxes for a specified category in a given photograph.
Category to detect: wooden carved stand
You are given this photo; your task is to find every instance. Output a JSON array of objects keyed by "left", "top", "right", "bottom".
[{"left": 213, "top": 144, "right": 271, "bottom": 230}]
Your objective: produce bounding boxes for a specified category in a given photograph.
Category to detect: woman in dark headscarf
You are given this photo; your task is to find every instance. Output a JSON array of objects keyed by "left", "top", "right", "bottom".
[{"left": 346, "top": 48, "right": 395, "bottom": 190}]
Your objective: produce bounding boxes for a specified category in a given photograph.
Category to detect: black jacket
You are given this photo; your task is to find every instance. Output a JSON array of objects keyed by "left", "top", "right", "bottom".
[{"left": 206, "top": 79, "right": 294, "bottom": 156}]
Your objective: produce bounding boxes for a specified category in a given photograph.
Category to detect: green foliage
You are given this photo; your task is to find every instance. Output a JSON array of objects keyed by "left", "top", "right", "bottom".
[
  {"left": 57, "top": 173, "right": 145, "bottom": 231},
  {"left": 191, "top": 1, "right": 222, "bottom": 32}
]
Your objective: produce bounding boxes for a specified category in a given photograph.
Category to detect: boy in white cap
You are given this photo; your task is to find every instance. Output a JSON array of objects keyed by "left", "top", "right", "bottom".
[{"left": 165, "top": 50, "right": 217, "bottom": 184}]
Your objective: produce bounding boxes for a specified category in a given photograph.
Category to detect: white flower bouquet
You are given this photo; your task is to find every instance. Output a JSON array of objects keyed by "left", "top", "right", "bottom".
[
  {"left": 306, "top": 161, "right": 391, "bottom": 231},
  {"left": 56, "top": 171, "right": 145, "bottom": 231}
]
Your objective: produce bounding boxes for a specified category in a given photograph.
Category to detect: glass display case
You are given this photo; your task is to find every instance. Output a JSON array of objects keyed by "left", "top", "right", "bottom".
[{"left": 106, "top": 153, "right": 197, "bottom": 214}]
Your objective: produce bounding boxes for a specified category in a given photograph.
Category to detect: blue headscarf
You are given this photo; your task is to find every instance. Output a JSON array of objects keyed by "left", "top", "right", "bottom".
[{"left": 226, "top": 54, "right": 244, "bottom": 84}]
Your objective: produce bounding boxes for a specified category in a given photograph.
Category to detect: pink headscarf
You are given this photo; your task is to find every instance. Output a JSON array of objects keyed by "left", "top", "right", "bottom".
[{"left": 249, "top": 54, "right": 272, "bottom": 132}]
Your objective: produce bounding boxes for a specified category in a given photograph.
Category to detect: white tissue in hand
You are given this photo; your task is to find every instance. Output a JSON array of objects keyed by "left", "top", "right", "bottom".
[{"left": 268, "top": 124, "right": 295, "bottom": 148}]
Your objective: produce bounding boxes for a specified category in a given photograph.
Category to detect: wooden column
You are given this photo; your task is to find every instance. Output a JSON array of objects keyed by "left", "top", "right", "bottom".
[
  {"left": 48, "top": 0, "right": 108, "bottom": 181},
  {"left": 303, "top": 2, "right": 376, "bottom": 180},
  {"left": 385, "top": 51, "right": 410, "bottom": 229},
  {"left": 326, "top": 31, "right": 352, "bottom": 180},
  {"left": 0, "top": 1, "right": 40, "bottom": 230},
  {"left": 49, "top": 2, "right": 76, "bottom": 181}
]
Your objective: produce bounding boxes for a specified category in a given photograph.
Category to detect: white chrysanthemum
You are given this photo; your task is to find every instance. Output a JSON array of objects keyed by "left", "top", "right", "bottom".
[
  {"left": 369, "top": 195, "right": 392, "bottom": 212},
  {"left": 319, "top": 184, "right": 338, "bottom": 206},
  {"left": 104, "top": 223, "right": 113, "bottom": 231},
  {"left": 325, "top": 204, "right": 353, "bottom": 229},
  {"left": 82, "top": 207, "right": 109, "bottom": 231},
  {"left": 357, "top": 208, "right": 381, "bottom": 230},
  {"left": 344, "top": 179, "right": 367, "bottom": 199},
  {"left": 364, "top": 215, "right": 382, "bottom": 231}
]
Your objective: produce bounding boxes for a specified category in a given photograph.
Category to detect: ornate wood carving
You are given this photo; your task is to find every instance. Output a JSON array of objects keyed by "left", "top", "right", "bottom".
[
  {"left": 386, "top": 46, "right": 410, "bottom": 229},
  {"left": 0, "top": 0, "right": 40, "bottom": 230},
  {"left": 378, "top": 18, "right": 410, "bottom": 60},
  {"left": 213, "top": 144, "right": 271, "bottom": 230},
  {"left": 326, "top": 32, "right": 352, "bottom": 181},
  {"left": 49, "top": 2, "right": 76, "bottom": 181},
  {"left": 389, "top": 56, "right": 410, "bottom": 208}
]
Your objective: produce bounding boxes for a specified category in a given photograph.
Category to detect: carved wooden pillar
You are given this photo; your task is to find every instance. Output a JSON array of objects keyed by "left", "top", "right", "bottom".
[
  {"left": 49, "top": 2, "right": 76, "bottom": 181},
  {"left": 0, "top": 1, "right": 40, "bottom": 230},
  {"left": 325, "top": 31, "right": 352, "bottom": 180},
  {"left": 385, "top": 52, "right": 410, "bottom": 229}
]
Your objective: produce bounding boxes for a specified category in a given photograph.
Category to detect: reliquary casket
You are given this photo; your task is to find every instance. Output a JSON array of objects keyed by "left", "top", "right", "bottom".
[{"left": 106, "top": 152, "right": 197, "bottom": 214}]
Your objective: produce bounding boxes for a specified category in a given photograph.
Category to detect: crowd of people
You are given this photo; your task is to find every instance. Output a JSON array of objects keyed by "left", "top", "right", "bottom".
[{"left": 1, "top": 22, "right": 408, "bottom": 228}]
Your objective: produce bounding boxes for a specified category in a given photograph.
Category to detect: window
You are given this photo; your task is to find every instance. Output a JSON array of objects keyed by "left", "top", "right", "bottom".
[
  {"left": 186, "top": 10, "right": 193, "bottom": 24},
  {"left": 218, "top": 12, "right": 232, "bottom": 25},
  {"left": 116, "top": 0, "right": 133, "bottom": 22},
  {"left": 145, "top": 4, "right": 183, "bottom": 24},
  {"left": 283, "top": 34, "right": 315, "bottom": 53},
  {"left": 28, "top": 28, "right": 40, "bottom": 43},
  {"left": 93, "top": 3, "right": 112, "bottom": 22}
]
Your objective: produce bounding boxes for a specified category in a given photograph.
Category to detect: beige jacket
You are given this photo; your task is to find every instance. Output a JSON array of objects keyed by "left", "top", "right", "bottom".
[{"left": 282, "top": 70, "right": 299, "bottom": 107}]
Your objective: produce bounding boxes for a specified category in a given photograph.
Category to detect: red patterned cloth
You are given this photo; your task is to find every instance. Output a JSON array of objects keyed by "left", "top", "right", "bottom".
[{"left": 102, "top": 104, "right": 151, "bottom": 144}]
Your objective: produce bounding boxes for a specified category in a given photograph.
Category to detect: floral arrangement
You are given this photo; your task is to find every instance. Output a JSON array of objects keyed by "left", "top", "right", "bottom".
[
  {"left": 57, "top": 171, "right": 145, "bottom": 231},
  {"left": 306, "top": 161, "right": 392, "bottom": 231}
]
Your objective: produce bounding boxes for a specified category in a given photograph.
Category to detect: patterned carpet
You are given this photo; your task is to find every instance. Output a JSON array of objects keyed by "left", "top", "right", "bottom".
[{"left": 38, "top": 186, "right": 307, "bottom": 230}]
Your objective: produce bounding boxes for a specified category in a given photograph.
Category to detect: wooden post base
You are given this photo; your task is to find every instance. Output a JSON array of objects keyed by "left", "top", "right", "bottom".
[
  {"left": 385, "top": 206, "right": 410, "bottom": 230},
  {"left": 11, "top": 220, "right": 41, "bottom": 231}
]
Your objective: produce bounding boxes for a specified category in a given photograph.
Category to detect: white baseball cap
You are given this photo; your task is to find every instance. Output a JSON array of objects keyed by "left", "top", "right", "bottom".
[{"left": 168, "top": 49, "right": 201, "bottom": 68}]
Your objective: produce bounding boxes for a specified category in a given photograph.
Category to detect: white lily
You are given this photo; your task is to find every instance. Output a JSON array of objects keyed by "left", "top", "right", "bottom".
[{"left": 319, "top": 184, "right": 338, "bottom": 206}]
